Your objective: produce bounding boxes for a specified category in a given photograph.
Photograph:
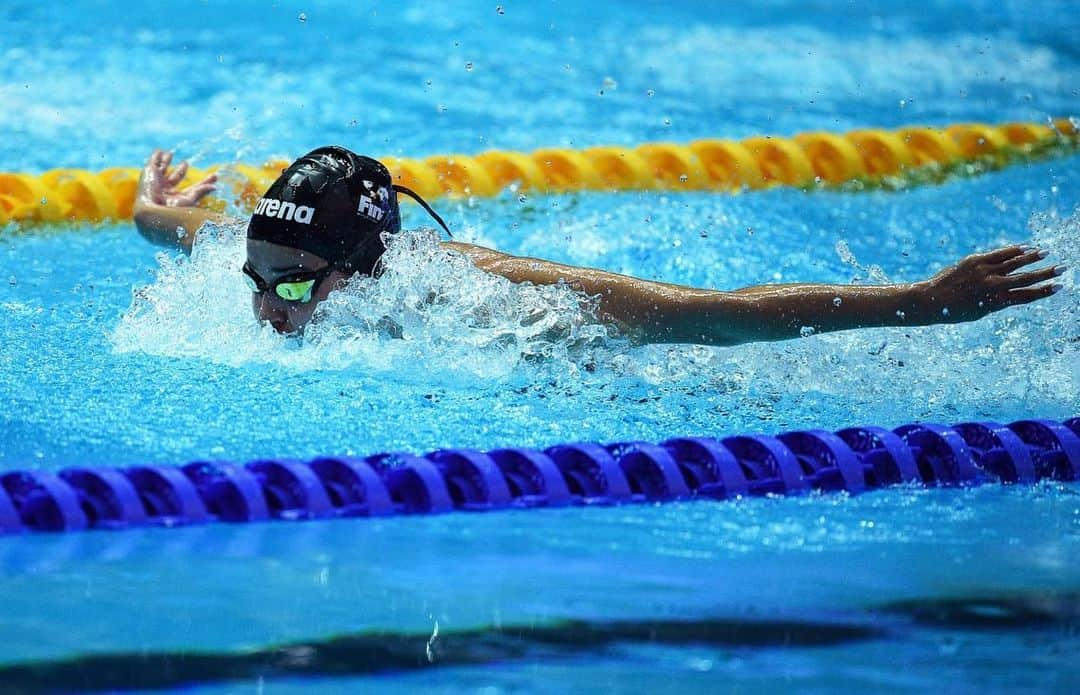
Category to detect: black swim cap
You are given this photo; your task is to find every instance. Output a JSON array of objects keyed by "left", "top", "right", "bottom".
[{"left": 246, "top": 146, "right": 402, "bottom": 275}]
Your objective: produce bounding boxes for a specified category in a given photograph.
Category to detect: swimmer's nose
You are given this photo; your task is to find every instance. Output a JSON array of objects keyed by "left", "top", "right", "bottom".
[{"left": 256, "top": 293, "right": 293, "bottom": 334}]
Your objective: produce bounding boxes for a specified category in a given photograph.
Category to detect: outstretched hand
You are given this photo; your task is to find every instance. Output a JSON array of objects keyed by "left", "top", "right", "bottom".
[
  {"left": 919, "top": 244, "right": 1064, "bottom": 322},
  {"left": 138, "top": 149, "right": 217, "bottom": 208}
]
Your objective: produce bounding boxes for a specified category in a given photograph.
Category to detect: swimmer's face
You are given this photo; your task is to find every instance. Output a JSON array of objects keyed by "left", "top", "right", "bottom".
[{"left": 244, "top": 239, "right": 350, "bottom": 334}]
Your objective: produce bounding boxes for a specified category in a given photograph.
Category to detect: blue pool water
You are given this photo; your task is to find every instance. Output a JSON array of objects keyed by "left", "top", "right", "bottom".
[{"left": 1, "top": 0, "right": 1079, "bottom": 691}]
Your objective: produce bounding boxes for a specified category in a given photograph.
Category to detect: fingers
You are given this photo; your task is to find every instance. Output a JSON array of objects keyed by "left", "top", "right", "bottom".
[
  {"left": 997, "top": 248, "right": 1047, "bottom": 274},
  {"left": 188, "top": 182, "right": 216, "bottom": 202},
  {"left": 171, "top": 181, "right": 217, "bottom": 206},
  {"left": 144, "top": 149, "right": 217, "bottom": 208},
  {"left": 1002, "top": 283, "right": 1061, "bottom": 306},
  {"left": 142, "top": 150, "right": 169, "bottom": 204},
  {"left": 974, "top": 244, "right": 1027, "bottom": 265},
  {"left": 149, "top": 149, "right": 175, "bottom": 186},
  {"left": 148, "top": 149, "right": 167, "bottom": 178},
  {"left": 1001, "top": 264, "right": 1066, "bottom": 289},
  {"left": 165, "top": 161, "right": 189, "bottom": 187},
  {"left": 150, "top": 149, "right": 210, "bottom": 190},
  {"left": 184, "top": 173, "right": 218, "bottom": 198}
]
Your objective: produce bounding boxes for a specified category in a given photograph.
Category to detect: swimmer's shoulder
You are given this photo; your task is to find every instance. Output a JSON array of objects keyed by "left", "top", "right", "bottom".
[
  {"left": 441, "top": 240, "right": 500, "bottom": 260},
  {"left": 439, "top": 241, "right": 537, "bottom": 276}
]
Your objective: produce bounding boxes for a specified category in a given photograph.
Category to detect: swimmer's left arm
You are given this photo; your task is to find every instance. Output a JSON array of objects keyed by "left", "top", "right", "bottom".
[
  {"left": 449, "top": 243, "right": 1064, "bottom": 346},
  {"left": 132, "top": 150, "right": 234, "bottom": 252}
]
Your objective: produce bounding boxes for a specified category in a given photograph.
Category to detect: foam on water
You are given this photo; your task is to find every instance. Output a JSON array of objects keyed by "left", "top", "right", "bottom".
[{"left": 112, "top": 225, "right": 614, "bottom": 383}]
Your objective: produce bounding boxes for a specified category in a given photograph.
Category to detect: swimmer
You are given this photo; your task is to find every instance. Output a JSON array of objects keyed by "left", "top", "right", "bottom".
[{"left": 133, "top": 146, "right": 1065, "bottom": 343}]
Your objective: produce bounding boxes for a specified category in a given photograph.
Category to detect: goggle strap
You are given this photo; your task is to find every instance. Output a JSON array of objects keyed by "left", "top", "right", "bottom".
[{"left": 392, "top": 184, "right": 453, "bottom": 238}]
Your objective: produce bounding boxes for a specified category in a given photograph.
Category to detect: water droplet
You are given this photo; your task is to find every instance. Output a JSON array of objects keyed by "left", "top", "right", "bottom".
[
  {"left": 40, "top": 196, "right": 47, "bottom": 205},
  {"left": 895, "top": 310, "right": 906, "bottom": 320},
  {"left": 175, "top": 226, "right": 186, "bottom": 239},
  {"left": 297, "top": 12, "right": 307, "bottom": 22},
  {"left": 517, "top": 194, "right": 527, "bottom": 204},
  {"left": 495, "top": 4, "right": 504, "bottom": 14},
  {"left": 217, "top": 55, "right": 224, "bottom": 63},
  {"left": 699, "top": 229, "right": 708, "bottom": 238},
  {"left": 7, "top": 275, "right": 16, "bottom": 286},
  {"left": 678, "top": 174, "right": 688, "bottom": 183},
  {"left": 646, "top": 89, "right": 655, "bottom": 97},
  {"left": 799, "top": 326, "right": 815, "bottom": 338},
  {"left": 941, "top": 306, "right": 950, "bottom": 316},
  {"left": 602, "top": 76, "right": 617, "bottom": 91},
  {"left": 437, "top": 104, "right": 447, "bottom": 113},
  {"left": 464, "top": 62, "right": 473, "bottom": 71},
  {"left": 898, "top": 99, "right": 906, "bottom": 108},
  {"left": 833, "top": 296, "right": 842, "bottom": 307},
  {"left": 662, "top": 117, "right": 672, "bottom": 126}
]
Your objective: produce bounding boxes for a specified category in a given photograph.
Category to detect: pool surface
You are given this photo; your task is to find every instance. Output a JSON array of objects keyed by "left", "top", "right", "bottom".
[{"left": 1, "top": 1, "right": 1078, "bottom": 692}]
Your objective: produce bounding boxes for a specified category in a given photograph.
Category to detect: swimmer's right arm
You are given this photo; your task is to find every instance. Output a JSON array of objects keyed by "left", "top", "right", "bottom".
[{"left": 132, "top": 150, "right": 234, "bottom": 252}]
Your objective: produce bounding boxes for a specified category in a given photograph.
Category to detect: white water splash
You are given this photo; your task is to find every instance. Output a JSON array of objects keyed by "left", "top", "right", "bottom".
[
  {"left": 111, "top": 226, "right": 612, "bottom": 381},
  {"left": 835, "top": 239, "right": 890, "bottom": 284}
]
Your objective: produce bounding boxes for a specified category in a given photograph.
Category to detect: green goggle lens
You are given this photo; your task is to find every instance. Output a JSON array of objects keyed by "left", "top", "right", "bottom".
[
  {"left": 242, "top": 261, "right": 324, "bottom": 304},
  {"left": 275, "top": 280, "right": 316, "bottom": 302}
]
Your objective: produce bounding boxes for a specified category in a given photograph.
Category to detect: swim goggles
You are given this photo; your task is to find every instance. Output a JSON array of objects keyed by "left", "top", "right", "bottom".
[
  {"left": 241, "top": 228, "right": 396, "bottom": 303},
  {"left": 241, "top": 261, "right": 333, "bottom": 303}
]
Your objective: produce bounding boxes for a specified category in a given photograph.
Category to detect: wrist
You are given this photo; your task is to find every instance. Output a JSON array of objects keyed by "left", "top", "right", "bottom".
[
  {"left": 897, "top": 281, "right": 932, "bottom": 324},
  {"left": 906, "top": 279, "right": 960, "bottom": 325}
]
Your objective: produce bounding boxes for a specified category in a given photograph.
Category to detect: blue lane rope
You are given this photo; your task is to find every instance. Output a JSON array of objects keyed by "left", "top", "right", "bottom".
[{"left": 1, "top": 418, "right": 1077, "bottom": 534}]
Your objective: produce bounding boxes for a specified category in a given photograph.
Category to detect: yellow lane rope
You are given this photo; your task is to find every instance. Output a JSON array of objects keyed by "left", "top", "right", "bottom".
[{"left": 0, "top": 118, "right": 1075, "bottom": 229}]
